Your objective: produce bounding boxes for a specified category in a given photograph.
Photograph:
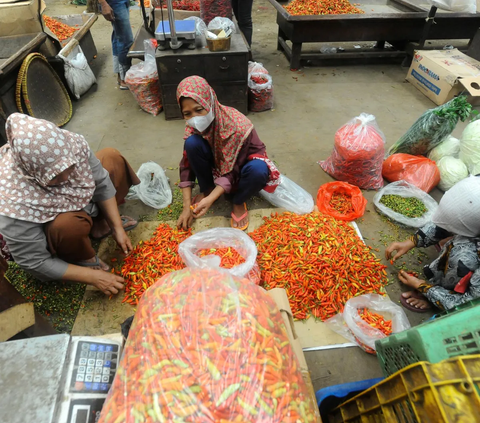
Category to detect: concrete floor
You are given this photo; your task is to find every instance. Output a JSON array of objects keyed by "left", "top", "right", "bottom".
[{"left": 47, "top": 0, "right": 473, "bottom": 395}]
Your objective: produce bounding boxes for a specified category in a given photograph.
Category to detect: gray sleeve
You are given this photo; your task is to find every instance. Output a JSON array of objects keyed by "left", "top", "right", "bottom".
[
  {"left": 0, "top": 216, "right": 68, "bottom": 281},
  {"left": 89, "top": 150, "right": 116, "bottom": 203}
]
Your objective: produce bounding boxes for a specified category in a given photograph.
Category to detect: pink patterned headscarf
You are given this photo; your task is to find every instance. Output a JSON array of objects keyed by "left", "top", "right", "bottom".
[
  {"left": 0, "top": 113, "right": 96, "bottom": 223},
  {"left": 177, "top": 76, "right": 254, "bottom": 176}
]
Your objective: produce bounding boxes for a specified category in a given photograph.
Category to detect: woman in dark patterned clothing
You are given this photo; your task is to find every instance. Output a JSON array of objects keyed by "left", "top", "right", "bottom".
[{"left": 386, "top": 176, "right": 480, "bottom": 312}]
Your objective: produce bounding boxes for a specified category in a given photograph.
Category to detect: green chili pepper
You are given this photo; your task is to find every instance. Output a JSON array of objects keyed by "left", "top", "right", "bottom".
[{"left": 216, "top": 383, "right": 241, "bottom": 407}]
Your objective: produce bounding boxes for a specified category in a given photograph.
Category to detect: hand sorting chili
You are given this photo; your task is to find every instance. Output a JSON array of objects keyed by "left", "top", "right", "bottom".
[
  {"left": 43, "top": 16, "right": 79, "bottom": 41},
  {"left": 285, "top": 0, "right": 364, "bottom": 15},
  {"left": 120, "top": 223, "right": 191, "bottom": 305},
  {"left": 99, "top": 268, "right": 318, "bottom": 423},
  {"left": 358, "top": 307, "right": 393, "bottom": 336},
  {"left": 249, "top": 212, "right": 388, "bottom": 321}
]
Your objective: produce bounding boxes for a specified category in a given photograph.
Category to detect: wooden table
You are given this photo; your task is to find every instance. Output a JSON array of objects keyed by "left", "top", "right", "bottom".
[{"left": 129, "top": 26, "right": 249, "bottom": 120}]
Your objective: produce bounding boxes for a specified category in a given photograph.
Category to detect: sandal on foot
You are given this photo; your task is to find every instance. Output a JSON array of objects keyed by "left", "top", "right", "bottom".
[
  {"left": 231, "top": 203, "right": 249, "bottom": 231},
  {"left": 75, "top": 255, "right": 110, "bottom": 271},
  {"left": 399, "top": 290, "right": 431, "bottom": 313},
  {"left": 91, "top": 216, "right": 138, "bottom": 241}
]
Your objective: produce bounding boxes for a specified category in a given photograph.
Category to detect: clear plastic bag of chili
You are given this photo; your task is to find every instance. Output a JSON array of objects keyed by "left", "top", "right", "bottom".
[
  {"left": 319, "top": 113, "right": 385, "bottom": 190},
  {"left": 125, "top": 39, "right": 162, "bottom": 116},
  {"left": 178, "top": 227, "right": 261, "bottom": 284},
  {"left": 248, "top": 73, "right": 274, "bottom": 112},
  {"left": 200, "top": 0, "right": 232, "bottom": 25},
  {"left": 98, "top": 268, "right": 318, "bottom": 423}
]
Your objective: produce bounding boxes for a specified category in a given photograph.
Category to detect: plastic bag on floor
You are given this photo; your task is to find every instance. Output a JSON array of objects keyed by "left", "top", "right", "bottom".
[
  {"left": 125, "top": 39, "right": 162, "bottom": 116},
  {"left": 248, "top": 73, "right": 274, "bottom": 112},
  {"left": 58, "top": 46, "right": 96, "bottom": 100},
  {"left": 260, "top": 174, "right": 315, "bottom": 215},
  {"left": 325, "top": 294, "right": 410, "bottom": 354},
  {"left": 319, "top": 113, "right": 385, "bottom": 190},
  {"left": 427, "top": 135, "right": 460, "bottom": 162},
  {"left": 373, "top": 180, "right": 438, "bottom": 228},
  {"left": 178, "top": 227, "right": 259, "bottom": 282},
  {"left": 429, "top": 0, "right": 476, "bottom": 13},
  {"left": 387, "top": 96, "right": 472, "bottom": 157},
  {"left": 125, "top": 161, "right": 172, "bottom": 209},
  {"left": 99, "top": 268, "right": 318, "bottom": 423},
  {"left": 437, "top": 156, "right": 469, "bottom": 191},
  {"left": 316, "top": 181, "right": 367, "bottom": 221},
  {"left": 382, "top": 154, "right": 440, "bottom": 193}
]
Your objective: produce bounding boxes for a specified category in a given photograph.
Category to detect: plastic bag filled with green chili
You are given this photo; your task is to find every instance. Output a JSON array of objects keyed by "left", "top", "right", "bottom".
[
  {"left": 99, "top": 268, "right": 320, "bottom": 423},
  {"left": 386, "top": 96, "right": 472, "bottom": 157},
  {"left": 373, "top": 181, "right": 438, "bottom": 227}
]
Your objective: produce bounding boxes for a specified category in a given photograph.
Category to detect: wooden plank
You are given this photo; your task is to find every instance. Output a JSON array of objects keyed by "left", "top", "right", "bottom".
[
  {"left": 0, "top": 32, "right": 47, "bottom": 77},
  {"left": 0, "top": 303, "right": 35, "bottom": 342}
]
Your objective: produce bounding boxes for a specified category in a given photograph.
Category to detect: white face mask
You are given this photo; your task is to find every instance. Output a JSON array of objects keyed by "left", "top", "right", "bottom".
[{"left": 186, "top": 99, "right": 215, "bottom": 132}]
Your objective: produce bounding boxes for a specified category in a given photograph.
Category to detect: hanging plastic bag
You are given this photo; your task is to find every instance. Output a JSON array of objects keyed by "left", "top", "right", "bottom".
[
  {"left": 382, "top": 154, "right": 440, "bottom": 193},
  {"left": 437, "top": 156, "right": 469, "bottom": 191},
  {"left": 325, "top": 294, "right": 410, "bottom": 354},
  {"left": 178, "top": 227, "right": 259, "bottom": 283},
  {"left": 248, "top": 61, "right": 269, "bottom": 75},
  {"left": 200, "top": 0, "right": 232, "bottom": 26},
  {"left": 387, "top": 96, "right": 472, "bottom": 157},
  {"left": 207, "top": 16, "right": 236, "bottom": 34},
  {"left": 248, "top": 73, "right": 273, "bottom": 112},
  {"left": 429, "top": 0, "right": 476, "bottom": 13},
  {"left": 319, "top": 113, "right": 385, "bottom": 190},
  {"left": 373, "top": 180, "right": 438, "bottom": 228},
  {"left": 125, "top": 39, "right": 162, "bottom": 116},
  {"left": 316, "top": 181, "right": 367, "bottom": 221},
  {"left": 184, "top": 16, "right": 207, "bottom": 44},
  {"left": 459, "top": 119, "right": 480, "bottom": 174},
  {"left": 58, "top": 45, "right": 96, "bottom": 100},
  {"left": 99, "top": 268, "right": 318, "bottom": 423},
  {"left": 125, "top": 161, "right": 172, "bottom": 209},
  {"left": 428, "top": 135, "right": 460, "bottom": 162},
  {"left": 259, "top": 174, "right": 314, "bottom": 214}
]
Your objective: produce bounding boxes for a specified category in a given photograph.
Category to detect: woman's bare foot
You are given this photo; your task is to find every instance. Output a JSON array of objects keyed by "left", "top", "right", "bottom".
[
  {"left": 231, "top": 203, "right": 248, "bottom": 229},
  {"left": 83, "top": 256, "right": 110, "bottom": 271},
  {"left": 402, "top": 291, "right": 431, "bottom": 310}
]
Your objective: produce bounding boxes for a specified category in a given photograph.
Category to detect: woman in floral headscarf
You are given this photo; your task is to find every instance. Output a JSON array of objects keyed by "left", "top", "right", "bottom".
[
  {"left": 0, "top": 113, "right": 140, "bottom": 295},
  {"left": 176, "top": 76, "right": 279, "bottom": 231}
]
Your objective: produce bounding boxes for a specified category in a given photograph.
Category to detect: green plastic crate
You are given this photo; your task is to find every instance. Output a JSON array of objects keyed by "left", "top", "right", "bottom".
[{"left": 375, "top": 301, "right": 480, "bottom": 377}]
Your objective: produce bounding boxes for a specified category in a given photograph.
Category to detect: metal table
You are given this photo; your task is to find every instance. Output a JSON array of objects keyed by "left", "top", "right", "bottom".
[
  {"left": 129, "top": 26, "right": 249, "bottom": 120},
  {"left": 268, "top": 0, "right": 480, "bottom": 69}
]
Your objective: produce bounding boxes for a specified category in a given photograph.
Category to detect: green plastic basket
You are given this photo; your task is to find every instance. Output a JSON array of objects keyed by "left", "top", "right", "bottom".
[{"left": 375, "top": 300, "right": 480, "bottom": 377}]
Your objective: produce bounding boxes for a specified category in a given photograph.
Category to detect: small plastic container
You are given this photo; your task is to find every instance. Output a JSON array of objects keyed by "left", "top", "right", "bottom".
[{"left": 206, "top": 29, "right": 231, "bottom": 52}]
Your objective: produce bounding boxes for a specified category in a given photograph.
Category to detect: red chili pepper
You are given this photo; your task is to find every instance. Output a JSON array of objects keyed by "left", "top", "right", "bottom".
[
  {"left": 43, "top": 16, "right": 79, "bottom": 41},
  {"left": 198, "top": 247, "right": 246, "bottom": 269},
  {"left": 284, "top": 0, "right": 364, "bottom": 15},
  {"left": 358, "top": 307, "right": 393, "bottom": 336},
  {"left": 200, "top": 0, "right": 232, "bottom": 25}
]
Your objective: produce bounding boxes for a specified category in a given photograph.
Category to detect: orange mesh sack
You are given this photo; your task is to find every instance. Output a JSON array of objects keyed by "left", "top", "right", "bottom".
[
  {"left": 99, "top": 268, "right": 318, "bottom": 423},
  {"left": 382, "top": 154, "right": 440, "bottom": 193},
  {"left": 316, "top": 181, "right": 367, "bottom": 221},
  {"left": 319, "top": 113, "right": 385, "bottom": 190}
]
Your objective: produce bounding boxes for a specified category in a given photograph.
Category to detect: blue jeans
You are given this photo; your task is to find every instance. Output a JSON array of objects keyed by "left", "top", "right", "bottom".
[
  {"left": 106, "top": 0, "right": 133, "bottom": 79},
  {"left": 185, "top": 135, "right": 269, "bottom": 205}
]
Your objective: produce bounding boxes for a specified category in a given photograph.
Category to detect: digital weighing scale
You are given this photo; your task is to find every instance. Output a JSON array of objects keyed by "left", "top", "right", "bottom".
[{"left": 0, "top": 334, "right": 123, "bottom": 423}]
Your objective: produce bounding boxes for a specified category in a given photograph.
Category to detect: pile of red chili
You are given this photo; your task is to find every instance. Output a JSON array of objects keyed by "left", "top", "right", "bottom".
[
  {"left": 43, "top": 16, "right": 79, "bottom": 41},
  {"left": 200, "top": 0, "right": 232, "bottom": 25},
  {"left": 198, "top": 247, "right": 246, "bottom": 269},
  {"left": 358, "top": 308, "right": 393, "bottom": 336},
  {"left": 329, "top": 192, "right": 354, "bottom": 216},
  {"left": 285, "top": 0, "right": 364, "bottom": 15},
  {"left": 160, "top": 0, "right": 200, "bottom": 10},
  {"left": 120, "top": 224, "right": 191, "bottom": 305},
  {"left": 249, "top": 212, "right": 388, "bottom": 320}
]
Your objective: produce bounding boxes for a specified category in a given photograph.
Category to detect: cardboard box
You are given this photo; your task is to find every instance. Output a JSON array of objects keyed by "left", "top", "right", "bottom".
[
  {"left": 406, "top": 49, "right": 480, "bottom": 105},
  {"left": 0, "top": 0, "right": 46, "bottom": 37},
  {"left": 268, "top": 288, "right": 322, "bottom": 423}
]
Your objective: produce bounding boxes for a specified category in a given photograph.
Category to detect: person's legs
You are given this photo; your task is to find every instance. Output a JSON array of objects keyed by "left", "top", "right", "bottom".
[
  {"left": 109, "top": 0, "right": 134, "bottom": 81},
  {"left": 233, "top": 160, "right": 269, "bottom": 205},
  {"left": 184, "top": 135, "right": 216, "bottom": 194},
  {"left": 233, "top": 0, "right": 254, "bottom": 47},
  {"left": 45, "top": 211, "right": 95, "bottom": 262}
]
